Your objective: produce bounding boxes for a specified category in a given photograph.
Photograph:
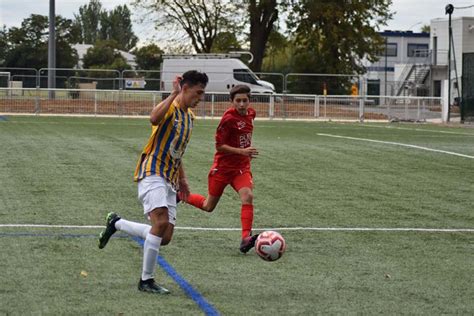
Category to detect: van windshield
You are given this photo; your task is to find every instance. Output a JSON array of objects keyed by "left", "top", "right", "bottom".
[{"left": 233, "top": 69, "right": 261, "bottom": 85}]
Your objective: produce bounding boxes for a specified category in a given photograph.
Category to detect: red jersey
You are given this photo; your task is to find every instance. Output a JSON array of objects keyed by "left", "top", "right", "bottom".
[{"left": 212, "top": 107, "right": 256, "bottom": 171}]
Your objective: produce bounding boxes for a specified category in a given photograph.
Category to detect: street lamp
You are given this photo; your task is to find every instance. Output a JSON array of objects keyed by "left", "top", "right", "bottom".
[
  {"left": 48, "top": 0, "right": 56, "bottom": 97},
  {"left": 446, "top": 4, "right": 454, "bottom": 122}
]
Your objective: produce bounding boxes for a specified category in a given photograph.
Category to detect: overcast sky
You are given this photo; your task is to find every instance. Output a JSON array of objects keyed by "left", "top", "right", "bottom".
[{"left": 1, "top": 0, "right": 473, "bottom": 46}]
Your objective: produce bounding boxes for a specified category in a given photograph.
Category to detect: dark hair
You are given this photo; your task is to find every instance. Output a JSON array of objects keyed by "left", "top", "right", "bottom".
[
  {"left": 230, "top": 84, "right": 251, "bottom": 101},
  {"left": 180, "top": 70, "right": 208, "bottom": 88}
]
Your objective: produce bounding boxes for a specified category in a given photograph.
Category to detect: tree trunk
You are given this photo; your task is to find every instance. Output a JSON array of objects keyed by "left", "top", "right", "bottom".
[{"left": 248, "top": 0, "right": 278, "bottom": 72}]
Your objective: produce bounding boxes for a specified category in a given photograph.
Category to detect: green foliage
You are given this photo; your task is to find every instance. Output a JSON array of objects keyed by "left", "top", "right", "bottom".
[
  {"left": 100, "top": 5, "right": 138, "bottom": 51},
  {"left": 74, "top": 0, "right": 103, "bottom": 44},
  {"left": 131, "top": 0, "right": 389, "bottom": 76},
  {"left": 108, "top": 57, "right": 132, "bottom": 72},
  {"left": 283, "top": 0, "right": 392, "bottom": 93},
  {"left": 287, "top": 0, "right": 392, "bottom": 74},
  {"left": 0, "top": 116, "right": 473, "bottom": 314},
  {"left": 0, "top": 25, "right": 8, "bottom": 65},
  {"left": 74, "top": 0, "right": 138, "bottom": 51},
  {"left": 133, "top": 43, "right": 164, "bottom": 70},
  {"left": 261, "top": 29, "right": 291, "bottom": 73},
  {"left": 82, "top": 40, "right": 131, "bottom": 71},
  {"left": 210, "top": 32, "right": 242, "bottom": 53},
  {"left": 421, "top": 24, "right": 430, "bottom": 33},
  {"left": 2, "top": 14, "right": 78, "bottom": 69}
]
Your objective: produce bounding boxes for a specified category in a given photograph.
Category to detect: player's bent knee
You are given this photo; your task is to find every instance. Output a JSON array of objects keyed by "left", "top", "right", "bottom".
[
  {"left": 150, "top": 220, "right": 169, "bottom": 236},
  {"left": 241, "top": 192, "right": 253, "bottom": 204}
]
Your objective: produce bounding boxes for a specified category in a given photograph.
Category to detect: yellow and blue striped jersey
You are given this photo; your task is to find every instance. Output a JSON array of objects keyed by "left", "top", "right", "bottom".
[{"left": 134, "top": 101, "right": 194, "bottom": 185}]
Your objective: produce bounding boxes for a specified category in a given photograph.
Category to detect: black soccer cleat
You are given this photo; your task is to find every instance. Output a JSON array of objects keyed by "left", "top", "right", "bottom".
[
  {"left": 239, "top": 234, "right": 259, "bottom": 254},
  {"left": 138, "top": 279, "right": 170, "bottom": 294},
  {"left": 98, "top": 212, "right": 121, "bottom": 249}
]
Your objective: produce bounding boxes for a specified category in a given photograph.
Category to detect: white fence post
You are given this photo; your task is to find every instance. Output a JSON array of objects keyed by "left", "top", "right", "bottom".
[
  {"left": 404, "top": 97, "right": 408, "bottom": 121},
  {"left": 35, "top": 86, "right": 40, "bottom": 114},
  {"left": 359, "top": 98, "right": 364, "bottom": 122},
  {"left": 269, "top": 95, "right": 275, "bottom": 118},
  {"left": 417, "top": 98, "right": 420, "bottom": 121},
  {"left": 94, "top": 90, "right": 97, "bottom": 116},
  {"left": 323, "top": 96, "right": 327, "bottom": 118},
  {"left": 314, "top": 96, "right": 319, "bottom": 117},
  {"left": 422, "top": 100, "right": 426, "bottom": 122},
  {"left": 442, "top": 79, "right": 449, "bottom": 122},
  {"left": 211, "top": 94, "right": 215, "bottom": 118}
]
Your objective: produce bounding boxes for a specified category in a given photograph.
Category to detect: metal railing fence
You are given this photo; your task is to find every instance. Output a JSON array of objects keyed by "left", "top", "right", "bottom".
[
  {"left": 0, "top": 87, "right": 443, "bottom": 122},
  {"left": 0, "top": 67, "right": 453, "bottom": 99}
]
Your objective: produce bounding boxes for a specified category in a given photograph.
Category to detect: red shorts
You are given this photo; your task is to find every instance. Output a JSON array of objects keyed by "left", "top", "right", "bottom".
[{"left": 208, "top": 168, "right": 253, "bottom": 197}]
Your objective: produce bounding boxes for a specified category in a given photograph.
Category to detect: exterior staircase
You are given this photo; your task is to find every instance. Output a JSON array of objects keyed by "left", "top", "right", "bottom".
[{"left": 395, "top": 63, "right": 431, "bottom": 96}]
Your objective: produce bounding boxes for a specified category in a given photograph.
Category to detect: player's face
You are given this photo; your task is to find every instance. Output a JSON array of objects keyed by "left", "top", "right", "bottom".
[
  {"left": 232, "top": 93, "right": 250, "bottom": 115},
  {"left": 183, "top": 83, "right": 206, "bottom": 108}
]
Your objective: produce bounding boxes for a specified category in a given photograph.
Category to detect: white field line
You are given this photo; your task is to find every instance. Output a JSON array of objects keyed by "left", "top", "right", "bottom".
[
  {"left": 359, "top": 124, "right": 474, "bottom": 137},
  {"left": 317, "top": 133, "right": 474, "bottom": 159},
  {"left": 0, "top": 224, "right": 473, "bottom": 232}
]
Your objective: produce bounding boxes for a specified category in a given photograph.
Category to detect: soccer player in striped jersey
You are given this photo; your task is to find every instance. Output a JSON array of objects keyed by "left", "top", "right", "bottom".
[
  {"left": 183, "top": 84, "right": 260, "bottom": 253},
  {"left": 98, "top": 70, "right": 208, "bottom": 294}
]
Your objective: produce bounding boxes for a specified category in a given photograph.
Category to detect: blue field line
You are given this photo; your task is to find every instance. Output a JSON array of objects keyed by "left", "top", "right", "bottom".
[
  {"left": 0, "top": 115, "right": 8, "bottom": 121},
  {"left": 131, "top": 236, "right": 220, "bottom": 316},
  {"left": 2, "top": 231, "right": 220, "bottom": 315}
]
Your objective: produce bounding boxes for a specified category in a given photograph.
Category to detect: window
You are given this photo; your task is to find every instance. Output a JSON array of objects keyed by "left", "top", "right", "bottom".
[
  {"left": 407, "top": 44, "right": 429, "bottom": 57},
  {"left": 233, "top": 69, "right": 259, "bottom": 85},
  {"left": 379, "top": 43, "right": 398, "bottom": 57}
]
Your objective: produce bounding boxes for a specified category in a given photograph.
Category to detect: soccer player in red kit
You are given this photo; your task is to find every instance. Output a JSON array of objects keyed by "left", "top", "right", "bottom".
[{"left": 183, "top": 84, "right": 259, "bottom": 253}]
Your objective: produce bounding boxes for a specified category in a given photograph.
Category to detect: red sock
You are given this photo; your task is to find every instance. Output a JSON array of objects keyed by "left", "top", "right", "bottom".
[
  {"left": 241, "top": 204, "right": 254, "bottom": 239},
  {"left": 186, "top": 193, "right": 206, "bottom": 209}
]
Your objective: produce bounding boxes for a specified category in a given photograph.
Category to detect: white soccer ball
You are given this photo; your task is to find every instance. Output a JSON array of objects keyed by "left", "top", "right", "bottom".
[{"left": 255, "top": 230, "right": 286, "bottom": 261}]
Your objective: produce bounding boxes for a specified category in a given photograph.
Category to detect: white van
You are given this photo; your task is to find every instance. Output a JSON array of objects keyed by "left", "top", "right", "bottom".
[{"left": 160, "top": 54, "right": 275, "bottom": 94}]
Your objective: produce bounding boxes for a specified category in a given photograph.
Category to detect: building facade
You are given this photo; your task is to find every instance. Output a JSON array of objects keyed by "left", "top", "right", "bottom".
[{"left": 364, "top": 31, "right": 430, "bottom": 97}]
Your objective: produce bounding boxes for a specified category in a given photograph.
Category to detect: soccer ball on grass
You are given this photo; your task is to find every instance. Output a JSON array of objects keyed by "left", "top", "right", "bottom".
[{"left": 255, "top": 230, "right": 286, "bottom": 261}]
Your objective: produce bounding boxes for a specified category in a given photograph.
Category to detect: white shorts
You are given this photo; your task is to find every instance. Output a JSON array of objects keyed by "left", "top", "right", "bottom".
[{"left": 137, "top": 175, "right": 177, "bottom": 225}]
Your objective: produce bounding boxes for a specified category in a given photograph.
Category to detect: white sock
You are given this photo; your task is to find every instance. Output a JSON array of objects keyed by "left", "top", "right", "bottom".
[
  {"left": 115, "top": 219, "right": 151, "bottom": 239},
  {"left": 141, "top": 233, "right": 162, "bottom": 281}
]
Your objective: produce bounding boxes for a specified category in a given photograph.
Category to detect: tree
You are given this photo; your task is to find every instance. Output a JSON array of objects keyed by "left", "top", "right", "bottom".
[
  {"left": 421, "top": 25, "right": 430, "bottom": 33},
  {"left": 210, "top": 32, "right": 242, "bottom": 53},
  {"left": 3, "top": 14, "right": 78, "bottom": 69},
  {"left": 133, "top": 44, "right": 164, "bottom": 70},
  {"left": 100, "top": 5, "right": 138, "bottom": 51},
  {"left": 134, "top": 0, "right": 284, "bottom": 70},
  {"left": 286, "top": 0, "right": 392, "bottom": 93},
  {"left": 74, "top": 0, "right": 103, "bottom": 44},
  {"left": 133, "top": 0, "right": 241, "bottom": 53},
  {"left": 82, "top": 40, "right": 131, "bottom": 71},
  {"left": 261, "top": 28, "right": 289, "bottom": 72},
  {"left": 288, "top": 0, "right": 392, "bottom": 74},
  {"left": 0, "top": 25, "right": 7, "bottom": 66},
  {"left": 246, "top": 0, "right": 280, "bottom": 72},
  {"left": 74, "top": 1, "right": 138, "bottom": 51}
]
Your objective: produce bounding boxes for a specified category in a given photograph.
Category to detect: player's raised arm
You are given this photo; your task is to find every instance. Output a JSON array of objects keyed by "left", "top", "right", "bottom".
[{"left": 150, "top": 76, "right": 181, "bottom": 125}]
